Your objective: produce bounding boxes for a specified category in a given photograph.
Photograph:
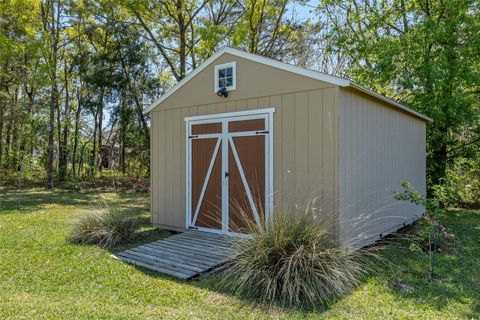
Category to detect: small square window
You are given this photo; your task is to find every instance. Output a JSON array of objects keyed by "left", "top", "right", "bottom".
[{"left": 214, "top": 62, "right": 236, "bottom": 93}]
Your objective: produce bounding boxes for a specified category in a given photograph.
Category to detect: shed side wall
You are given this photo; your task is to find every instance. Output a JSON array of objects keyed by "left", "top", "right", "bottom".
[
  {"left": 151, "top": 87, "right": 339, "bottom": 236},
  {"left": 338, "top": 87, "right": 426, "bottom": 247}
]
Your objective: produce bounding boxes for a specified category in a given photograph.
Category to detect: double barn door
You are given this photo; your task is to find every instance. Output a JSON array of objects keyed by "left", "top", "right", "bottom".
[{"left": 186, "top": 110, "right": 273, "bottom": 235}]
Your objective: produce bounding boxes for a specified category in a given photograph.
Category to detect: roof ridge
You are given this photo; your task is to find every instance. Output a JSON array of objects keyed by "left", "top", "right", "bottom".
[{"left": 144, "top": 47, "right": 431, "bottom": 122}]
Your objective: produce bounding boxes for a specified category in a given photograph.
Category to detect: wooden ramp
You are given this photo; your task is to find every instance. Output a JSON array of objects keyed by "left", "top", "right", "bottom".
[{"left": 112, "top": 231, "right": 237, "bottom": 280}]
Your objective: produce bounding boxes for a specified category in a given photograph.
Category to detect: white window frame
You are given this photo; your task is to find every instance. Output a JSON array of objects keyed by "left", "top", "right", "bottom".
[
  {"left": 214, "top": 61, "right": 236, "bottom": 93},
  {"left": 185, "top": 108, "right": 275, "bottom": 237}
]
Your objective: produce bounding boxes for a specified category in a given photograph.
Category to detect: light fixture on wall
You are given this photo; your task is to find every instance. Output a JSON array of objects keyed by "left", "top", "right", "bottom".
[{"left": 216, "top": 87, "right": 228, "bottom": 98}]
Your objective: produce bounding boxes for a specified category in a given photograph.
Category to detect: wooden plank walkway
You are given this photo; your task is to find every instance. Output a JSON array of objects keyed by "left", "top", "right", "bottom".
[{"left": 112, "top": 231, "right": 238, "bottom": 280}]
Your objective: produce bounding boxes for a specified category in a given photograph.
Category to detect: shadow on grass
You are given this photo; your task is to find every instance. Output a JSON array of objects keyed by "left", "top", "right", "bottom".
[
  {"left": 9, "top": 189, "right": 477, "bottom": 317},
  {"left": 113, "top": 227, "right": 172, "bottom": 252},
  {"left": 106, "top": 209, "right": 480, "bottom": 317},
  {"left": 363, "top": 209, "right": 480, "bottom": 319},
  {"left": 193, "top": 247, "right": 389, "bottom": 314},
  {"left": 105, "top": 232, "right": 380, "bottom": 314},
  {"left": 0, "top": 189, "right": 149, "bottom": 214}
]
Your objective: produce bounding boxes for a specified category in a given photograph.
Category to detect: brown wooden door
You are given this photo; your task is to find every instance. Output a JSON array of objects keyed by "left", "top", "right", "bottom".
[
  {"left": 188, "top": 115, "right": 270, "bottom": 234},
  {"left": 190, "top": 123, "right": 223, "bottom": 230},
  {"left": 227, "top": 119, "right": 265, "bottom": 233}
]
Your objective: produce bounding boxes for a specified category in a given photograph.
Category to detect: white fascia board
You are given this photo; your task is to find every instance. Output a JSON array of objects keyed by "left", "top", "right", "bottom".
[
  {"left": 144, "top": 47, "right": 432, "bottom": 123},
  {"left": 223, "top": 47, "right": 351, "bottom": 87},
  {"left": 143, "top": 47, "right": 350, "bottom": 114},
  {"left": 144, "top": 48, "right": 229, "bottom": 114},
  {"left": 184, "top": 107, "right": 275, "bottom": 122}
]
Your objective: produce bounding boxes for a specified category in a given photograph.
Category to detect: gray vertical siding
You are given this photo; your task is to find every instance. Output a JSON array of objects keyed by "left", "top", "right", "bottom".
[{"left": 338, "top": 88, "right": 426, "bottom": 247}]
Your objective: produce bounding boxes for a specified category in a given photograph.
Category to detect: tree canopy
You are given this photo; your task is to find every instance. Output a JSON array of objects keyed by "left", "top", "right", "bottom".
[{"left": 0, "top": 0, "right": 478, "bottom": 201}]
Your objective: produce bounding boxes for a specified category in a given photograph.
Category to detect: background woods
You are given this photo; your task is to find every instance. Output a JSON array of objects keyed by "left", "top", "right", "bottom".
[
  {"left": 0, "top": 0, "right": 309, "bottom": 188},
  {"left": 320, "top": 0, "right": 480, "bottom": 194},
  {"left": 0, "top": 0, "right": 479, "bottom": 204}
]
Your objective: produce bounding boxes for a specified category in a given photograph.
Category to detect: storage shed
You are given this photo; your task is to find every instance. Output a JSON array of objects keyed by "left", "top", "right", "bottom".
[{"left": 145, "top": 47, "right": 430, "bottom": 247}]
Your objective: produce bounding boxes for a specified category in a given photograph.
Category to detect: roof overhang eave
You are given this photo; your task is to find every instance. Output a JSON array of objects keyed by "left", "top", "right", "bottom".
[
  {"left": 143, "top": 47, "right": 432, "bottom": 124},
  {"left": 349, "top": 83, "right": 433, "bottom": 123}
]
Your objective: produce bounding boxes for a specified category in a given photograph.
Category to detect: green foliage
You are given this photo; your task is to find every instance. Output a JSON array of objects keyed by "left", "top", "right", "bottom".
[
  {"left": 405, "top": 218, "right": 456, "bottom": 254},
  {"left": 393, "top": 181, "right": 444, "bottom": 214},
  {"left": 1, "top": 0, "right": 154, "bottom": 186},
  {"left": 63, "top": 177, "right": 87, "bottom": 191},
  {"left": 231, "top": 0, "right": 297, "bottom": 56},
  {"left": 1, "top": 0, "right": 478, "bottom": 204},
  {"left": 320, "top": 0, "right": 480, "bottom": 187},
  {"left": 393, "top": 181, "right": 427, "bottom": 207},
  {"left": 393, "top": 181, "right": 454, "bottom": 278},
  {"left": 67, "top": 201, "right": 139, "bottom": 247},
  {"left": 441, "top": 157, "right": 480, "bottom": 208},
  {"left": 217, "top": 209, "right": 376, "bottom": 309}
]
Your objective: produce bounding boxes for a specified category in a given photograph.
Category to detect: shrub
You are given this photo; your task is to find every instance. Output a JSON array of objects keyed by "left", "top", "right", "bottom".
[
  {"left": 393, "top": 181, "right": 455, "bottom": 278},
  {"left": 64, "top": 178, "right": 86, "bottom": 191},
  {"left": 406, "top": 216, "right": 456, "bottom": 253},
  {"left": 216, "top": 205, "right": 376, "bottom": 309},
  {"left": 442, "top": 158, "right": 480, "bottom": 208},
  {"left": 68, "top": 202, "right": 139, "bottom": 247}
]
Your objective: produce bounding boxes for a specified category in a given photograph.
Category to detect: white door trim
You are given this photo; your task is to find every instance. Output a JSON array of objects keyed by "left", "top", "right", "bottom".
[
  {"left": 185, "top": 108, "right": 275, "bottom": 236},
  {"left": 221, "top": 120, "right": 229, "bottom": 233},
  {"left": 185, "top": 108, "right": 275, "bottom": 122}
]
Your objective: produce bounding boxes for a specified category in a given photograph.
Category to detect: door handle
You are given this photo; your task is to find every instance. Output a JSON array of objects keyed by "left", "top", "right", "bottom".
[{"left": 225, "top": 171, "right": 229, "bottom": 178}]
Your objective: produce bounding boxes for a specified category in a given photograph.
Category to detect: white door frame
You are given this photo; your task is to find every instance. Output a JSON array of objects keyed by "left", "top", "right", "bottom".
[{"left": 185, "top": 108, "right": 275, "bottom": 236}]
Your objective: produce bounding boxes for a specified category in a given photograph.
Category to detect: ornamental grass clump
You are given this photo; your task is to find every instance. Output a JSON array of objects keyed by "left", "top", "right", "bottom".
[
  {"left": 68, "top": 201, "right": 139, "bottom": 248},
  {"left": 217, "top": 203, "right": 376, "bottom": 309}
]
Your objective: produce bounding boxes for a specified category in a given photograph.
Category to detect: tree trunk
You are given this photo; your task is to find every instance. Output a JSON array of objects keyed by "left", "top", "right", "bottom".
[
  {"left": 12, "top": 115, "right": 19, "bottom": 171},
  {"left": 130, "top": 82, "right": 150, "bottom": 138},
  {"left": 430, "top": 16, "right": 457, "bottom": 189},
  {"left": 79, "top": 140, "right": 88, "bottom": 178},
  {"left": 91, "top": 104, "right": 98, "bottom": 177},
  {"left": 11, "top": 88, "right": 19, "bottom": 171},
  {"left": 119, "top": 90, "right": 127, "bottom": 174},
  {"left": 97, "top": 89, "right": 103, "bottom": 172},
  {"left": 42, "top": 0, "right": 61, "bottom": 189},
  {"left": 5, "top": 97, "right": 12, "bottom": 164},
  {"left": 19, "top": 84, "right": 34, "bottom": 175},
  {"left": 121, "top": 134, "right": 126, "bottom": 175},
  {"left": 56, "top": 88, "right": 62, "bottom": 175},
  {"left": 119, "top": 51, "right": 149, "bottom": 139},
  {"left": 47, "top": 78, "right": 57, "bottom": 189},
  {"left": 0, "top": 75, "right": 4, "bottom": 167},
  {"left": 71, "top": 96, "right": 82, "bottom": 178},
  {"left": 0, "top": 104, "right": 3, "bottom": 167},
  {"left": 58, "top": 60, "right": 69, "bottom": 180},
  {"left": 177, "top": 0, "right": 187, "bottom": 79}
]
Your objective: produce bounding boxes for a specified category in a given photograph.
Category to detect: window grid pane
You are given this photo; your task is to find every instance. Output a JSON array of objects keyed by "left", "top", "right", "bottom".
[{"left": 218, "top": 67, "right": 234, "bottom": 88}]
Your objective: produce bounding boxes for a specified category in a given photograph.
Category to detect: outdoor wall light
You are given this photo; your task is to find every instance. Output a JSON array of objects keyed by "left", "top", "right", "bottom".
[{"left": 216, "top": 87, "right": 228, "bottom": 97}]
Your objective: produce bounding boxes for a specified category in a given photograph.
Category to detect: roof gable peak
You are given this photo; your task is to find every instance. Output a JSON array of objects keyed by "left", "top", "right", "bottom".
[{"left": 144, "top": 47, "right": 431, "bottom": 122}]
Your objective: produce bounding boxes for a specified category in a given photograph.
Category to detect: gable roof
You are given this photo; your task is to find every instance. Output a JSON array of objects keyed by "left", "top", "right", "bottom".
[{"left": 144, "top": 47, "right": 432, "bottom": 122}]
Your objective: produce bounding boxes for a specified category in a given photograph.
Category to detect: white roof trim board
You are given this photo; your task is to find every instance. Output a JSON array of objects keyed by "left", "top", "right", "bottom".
[{"left": 145, "top": 47, "right": 432, "bottom": 122}]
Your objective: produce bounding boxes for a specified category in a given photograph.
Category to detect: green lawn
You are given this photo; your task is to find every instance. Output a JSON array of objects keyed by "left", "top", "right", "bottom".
[{"left": 0, "top": 190, "right": 479, "bottom": 319}]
